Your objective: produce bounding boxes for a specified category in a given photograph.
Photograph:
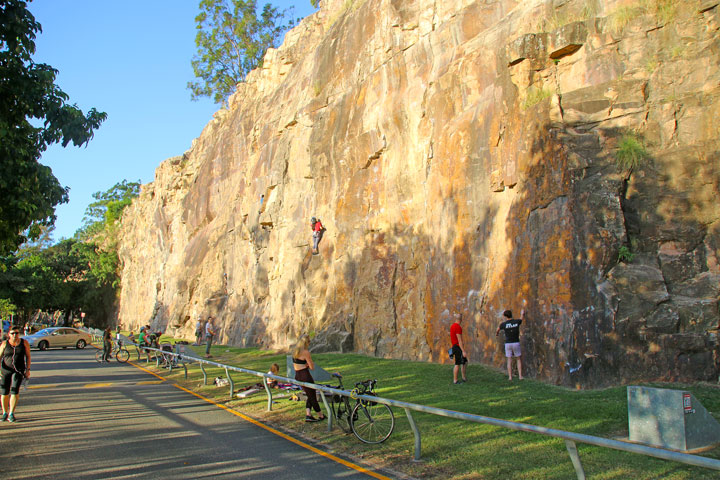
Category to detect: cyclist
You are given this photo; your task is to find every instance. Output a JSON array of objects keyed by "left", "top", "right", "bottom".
[{"left": 138, "top": 326, "right": 152, "bottom": 361}]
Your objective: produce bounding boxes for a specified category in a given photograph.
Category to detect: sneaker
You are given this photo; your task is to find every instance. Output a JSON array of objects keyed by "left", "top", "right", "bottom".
[
  {"left": 7, "top": 413, "right": 16, "bottom": 423},
  {"left": 305, "top": 415, "right": 320, "bottom": 423},
  {"left": 453, "top": 381, "right": 462, "bottom": 385},
  {"left": 1, "top": 412, "right": 7, "bottom": 421}
]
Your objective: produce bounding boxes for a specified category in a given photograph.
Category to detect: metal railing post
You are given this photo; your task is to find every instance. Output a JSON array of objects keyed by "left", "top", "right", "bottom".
[
  {"left": 318, "top": 390, "right": 333, "bottom": 431},
  {"left": 262, "top": 377, "right": 273, "bottom": 411},
  {"left": 200, "top": 362, "right": 207, "bottom": 385},
  {"left": 565, "top": 440, "right": 586, "bottom": 480},
  {"left": 224, "top": 366, "right": 234, "bottom": 399},
  {"left": 404, "top": 407, "right": 422, "bottom": 461}
]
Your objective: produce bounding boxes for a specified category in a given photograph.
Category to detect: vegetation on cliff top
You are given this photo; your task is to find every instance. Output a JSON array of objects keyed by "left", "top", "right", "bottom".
[{"left": 188, "top": 0, "right": 298, "bottom": 104}]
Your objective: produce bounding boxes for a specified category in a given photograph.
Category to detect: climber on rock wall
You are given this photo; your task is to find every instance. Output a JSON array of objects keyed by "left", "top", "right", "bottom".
[{"left": 310, "top": 216, "right": 324, "bottom": 255}]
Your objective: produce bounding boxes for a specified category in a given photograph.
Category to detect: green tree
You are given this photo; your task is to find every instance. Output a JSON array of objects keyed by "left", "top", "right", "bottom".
[
  {"left": 188, "top": 0, "right": 296, "bottom": 104},
  {"left": 0, "top": 0, "right": 107, "bottom": 254},
  {"left": 0, "top": 298, "right": 16, "bottom": 318},
  {"left": 77, "top": 180, "right": 141, "bottom": 240},
  {"left": 0, "top": 238, "right": 118, "bottom": 327},
  {"left": 310, "top": 0, "right": 319, "bottom": 7}
]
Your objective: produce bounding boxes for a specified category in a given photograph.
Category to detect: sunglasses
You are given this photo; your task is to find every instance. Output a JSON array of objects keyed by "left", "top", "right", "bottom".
[{"left": 9, "top": 332, "right": 20, "bottom": 335}]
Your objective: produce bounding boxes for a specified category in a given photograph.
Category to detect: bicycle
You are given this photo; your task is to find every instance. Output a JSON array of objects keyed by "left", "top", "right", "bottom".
[
  {"left": 95, "top": 341, "right": 130, "bottom": 363},
  {"left": 158, "top": 343, "right": 181, "bottom": 370},
  {"left": 330, "top": 372, "right": 395, "bottom": 444}
]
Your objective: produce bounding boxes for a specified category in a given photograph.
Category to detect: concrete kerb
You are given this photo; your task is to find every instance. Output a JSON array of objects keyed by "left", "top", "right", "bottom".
[{"left": 116, "top": 342, "right": 720, "bottom": 479}]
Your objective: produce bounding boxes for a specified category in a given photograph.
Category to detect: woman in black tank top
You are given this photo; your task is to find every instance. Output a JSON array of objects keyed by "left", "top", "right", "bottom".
[
  {"left": 0, "top": 327, "right": 32, "bottom": 423},
  {"left": 292, "top": 335, "right": 325, "bottom": 422}
]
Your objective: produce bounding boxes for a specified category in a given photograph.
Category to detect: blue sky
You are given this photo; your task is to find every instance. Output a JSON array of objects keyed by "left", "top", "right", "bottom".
[{"left": 28, "top": 0, "right": 315, "bottom": 241}]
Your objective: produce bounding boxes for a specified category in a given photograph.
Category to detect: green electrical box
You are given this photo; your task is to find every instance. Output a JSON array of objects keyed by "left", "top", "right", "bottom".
[{"left": 628, "top": 386, "right": 720, "bottom": 451}]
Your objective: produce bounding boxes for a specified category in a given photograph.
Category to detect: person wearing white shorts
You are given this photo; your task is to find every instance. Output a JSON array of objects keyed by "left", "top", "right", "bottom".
[
  {"left": 504, "top": 342, "right": 521, "bottom": 358},
  {"left": 496, "top": 309, "right": 526, "bottom": 381}
]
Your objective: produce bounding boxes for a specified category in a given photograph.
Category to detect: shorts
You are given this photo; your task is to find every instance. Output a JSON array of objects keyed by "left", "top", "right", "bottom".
[
  {"left": 451, "top": 345, "right": 468, "bottom": 366},
  {"left": 505, "top": 342, "right": 522, "bottom": 358},
  {"left": 0, "top": 368, "right": 24, "bottom": 395}
]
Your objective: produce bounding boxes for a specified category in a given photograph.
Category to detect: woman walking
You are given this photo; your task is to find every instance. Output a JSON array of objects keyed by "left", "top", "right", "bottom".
[
  {"left": 0, "top": 326, "right": 31, "bottom": 422},
  {"left": 102, "top": 326, "right": 113, "bottom": 362},
  {"left": 292, "top": 335, "right": 326, "bottom": 422}
]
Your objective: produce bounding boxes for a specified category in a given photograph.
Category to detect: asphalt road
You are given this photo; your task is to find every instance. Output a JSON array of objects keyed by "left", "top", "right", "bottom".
[{"left": 0, "top": 347, "right": 390, "bottom": 479}]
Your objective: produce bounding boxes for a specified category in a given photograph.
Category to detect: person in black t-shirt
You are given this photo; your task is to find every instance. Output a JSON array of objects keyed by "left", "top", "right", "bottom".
[{"left": 496, "top": 309, "right": 526, "bottom": 381}]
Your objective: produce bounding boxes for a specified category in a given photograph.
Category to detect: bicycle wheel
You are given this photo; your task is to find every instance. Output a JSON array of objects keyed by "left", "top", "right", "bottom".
[
  {"left": 95, "top": 349, "right": 103, "bottom": 363},
  {"left": 334, "top": 398, "right": 352, "bottom": 433},
  {"left": 350, "top": 398, "right": 395, "bottom": 444},
  {"left": 116, "top": 348, "right": 130, "bottom": 363}
]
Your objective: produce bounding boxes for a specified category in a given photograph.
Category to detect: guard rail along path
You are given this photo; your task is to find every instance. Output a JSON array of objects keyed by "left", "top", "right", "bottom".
[{"left": 119, "top": 342, "right": 720, "bottom": 480}]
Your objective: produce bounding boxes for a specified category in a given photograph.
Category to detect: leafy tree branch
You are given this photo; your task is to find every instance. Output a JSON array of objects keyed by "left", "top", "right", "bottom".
[
  {"left": 0, "top": 0, "right": 107, "bottom": 254},
  {"left": 187, "top": 0, "right": 297, "bottom": 104}
]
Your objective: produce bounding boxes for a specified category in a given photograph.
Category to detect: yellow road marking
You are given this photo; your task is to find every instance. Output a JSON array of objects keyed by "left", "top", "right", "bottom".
[
  {"left": 127, "top": 360, "right": 166, "bottom": 381},
  {"left": 126, "top": 364, "right": 390, "bottom": 479},
  {"left": 28, "top": 384, "right": 59, "bottom": 389},
  {"left": 137, "top": 380, "right": 165, "bottom": 385},
  {"left": 171, "top": 384, "right": 391, "bottom": 480},
  {"left": 84, "top": 382, "right": 113, "bottom": 388}
]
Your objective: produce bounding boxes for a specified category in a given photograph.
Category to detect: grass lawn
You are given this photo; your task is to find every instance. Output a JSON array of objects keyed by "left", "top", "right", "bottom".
[{"left": 126, "top": 337, "right": 720, "bottom": 480}]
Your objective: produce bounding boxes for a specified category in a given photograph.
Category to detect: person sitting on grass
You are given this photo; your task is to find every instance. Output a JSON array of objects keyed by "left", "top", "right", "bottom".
[{"left": 267, "top": 363, "right": 280, "bottom": 388}]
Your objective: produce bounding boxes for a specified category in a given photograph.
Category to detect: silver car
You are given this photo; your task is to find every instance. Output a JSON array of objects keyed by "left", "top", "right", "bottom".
[{"left": 23, "top": 327, "right": 91, "bottom": 351}]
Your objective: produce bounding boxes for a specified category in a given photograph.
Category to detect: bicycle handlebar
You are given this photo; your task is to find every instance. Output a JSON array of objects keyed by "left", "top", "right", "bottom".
[{"left": 354, "top": 379, "right": 377, "bottom": 393}]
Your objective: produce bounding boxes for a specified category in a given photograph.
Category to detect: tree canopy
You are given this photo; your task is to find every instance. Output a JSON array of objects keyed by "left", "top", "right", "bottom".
[
  {"left": 0, "top": 0, "right": 107, "bottom": 254},
  {"left": 0, "top": 180, "right": 139, "bottom": 327},
  {"left": 187, "top": 0, "right": 296, "bottom": 104},
  {"left": 77, "top": 180, "right": 141, "bottom": 240}
]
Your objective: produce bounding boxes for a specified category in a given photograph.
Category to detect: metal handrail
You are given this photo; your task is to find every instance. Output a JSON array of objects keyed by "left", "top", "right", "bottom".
[{"left": 116, "top": 342, "right": 720, "bottom": 478}]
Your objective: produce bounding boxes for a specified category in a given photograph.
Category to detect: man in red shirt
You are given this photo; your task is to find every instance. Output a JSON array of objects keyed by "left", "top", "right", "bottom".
[
  {"left": 311, "top": 217, "right": 324, "bottom": 255},
  {"left": 450, "top": 312, "right": 468, "bottom": 384}
]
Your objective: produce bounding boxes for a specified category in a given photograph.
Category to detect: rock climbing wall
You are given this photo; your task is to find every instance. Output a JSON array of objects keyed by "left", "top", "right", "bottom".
[{"left": 118, "top": 0, "right": 720, "bottom": 387}]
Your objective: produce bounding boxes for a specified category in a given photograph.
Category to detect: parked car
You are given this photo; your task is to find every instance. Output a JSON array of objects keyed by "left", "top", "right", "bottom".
[{"left": 22, "top": 327, "right": 91, "bottom": 351}]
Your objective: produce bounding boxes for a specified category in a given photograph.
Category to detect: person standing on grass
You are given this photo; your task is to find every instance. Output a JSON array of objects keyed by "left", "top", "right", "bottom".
[
  {"left": 205, "top": 317, "right": 216, "bottom": 358},
  {"left": 194, "top": 317, "right": 204, "bottom": 345},
  {"left": 496, "top": 309, "right": 526, "bottom": 381},
  {"left": 292, "top": 335, "right": 326, "bottom": 422},
  {"left": 450, "top": 312, "right": 468, "bottom": 384},
  {"left": 0, "top": 327, "right": 31, "bottom": 423}
]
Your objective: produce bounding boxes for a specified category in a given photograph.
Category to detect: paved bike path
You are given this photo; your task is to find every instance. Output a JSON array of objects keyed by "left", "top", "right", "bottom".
[{"left": 0, "top": 348, "right": 392, "bottom": 479}]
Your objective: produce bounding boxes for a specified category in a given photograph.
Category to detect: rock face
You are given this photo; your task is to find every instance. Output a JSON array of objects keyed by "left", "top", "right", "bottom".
[{"left": 118, "top": 0, "right": 720, "bottom": 387}]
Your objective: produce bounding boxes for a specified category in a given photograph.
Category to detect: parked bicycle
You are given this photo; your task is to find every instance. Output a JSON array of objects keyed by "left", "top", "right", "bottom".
[
  {"left": 95, "top": 341, "right": 130, "bottom": 363},
  {"left": 330, "top": 373, "right": 395, "bottom": 444},
  {"left": 158, "top": 343, "right": 181, "bottom": 370}
]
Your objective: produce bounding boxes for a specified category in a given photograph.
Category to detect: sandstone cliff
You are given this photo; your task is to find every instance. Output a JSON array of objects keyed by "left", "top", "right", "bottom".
[{"left": 118, "top": 0, "right": 720, "bottom": 387}]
